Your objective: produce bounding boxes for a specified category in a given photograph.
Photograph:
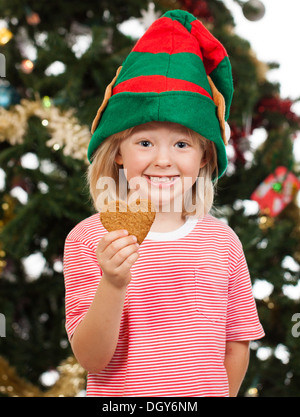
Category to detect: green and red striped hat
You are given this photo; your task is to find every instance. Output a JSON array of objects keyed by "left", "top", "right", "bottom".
[{"left": 88, "top": 9, "right": 234, "bottom": 178}]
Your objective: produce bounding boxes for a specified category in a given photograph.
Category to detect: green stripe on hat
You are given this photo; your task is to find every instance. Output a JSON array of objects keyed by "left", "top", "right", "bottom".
[{"left": 115, "top": 52, "right": 213, "bottom": 97}]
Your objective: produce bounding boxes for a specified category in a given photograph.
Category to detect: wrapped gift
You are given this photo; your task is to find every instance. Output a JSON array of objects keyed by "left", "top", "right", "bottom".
[{"left": 251, "top": 166, "right": 300, "bottom": 217}]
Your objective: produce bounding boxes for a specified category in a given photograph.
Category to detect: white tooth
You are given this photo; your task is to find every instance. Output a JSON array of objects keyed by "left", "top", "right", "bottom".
[{"left": 150, "top": 176, "right": 173, "bottom": 183}]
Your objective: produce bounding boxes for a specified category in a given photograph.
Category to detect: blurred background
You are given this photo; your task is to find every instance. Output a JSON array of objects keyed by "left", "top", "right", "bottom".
[{"left": 0, "top": 0, "right": 300, "bottom": 397}]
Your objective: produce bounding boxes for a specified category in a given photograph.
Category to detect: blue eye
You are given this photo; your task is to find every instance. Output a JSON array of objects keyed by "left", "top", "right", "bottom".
[
  {"left": 176, "top": 141, "right": 188, "bottom": 148},
  {"left": 139, "top": 140, "right": 152, "bottom": 147}
]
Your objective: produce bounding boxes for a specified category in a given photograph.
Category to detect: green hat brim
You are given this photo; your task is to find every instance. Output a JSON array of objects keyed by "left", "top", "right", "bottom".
[{"left": 87, "top": 91, "right": 227, "bottom": 179}]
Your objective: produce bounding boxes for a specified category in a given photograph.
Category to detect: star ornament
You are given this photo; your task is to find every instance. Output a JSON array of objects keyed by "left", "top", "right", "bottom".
[{"left": 139, "top": 2, "right": 161, "bottom": 30}]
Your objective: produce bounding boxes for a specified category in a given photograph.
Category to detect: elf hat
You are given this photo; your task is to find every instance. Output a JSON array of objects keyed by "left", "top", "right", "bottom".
[{"left": 88, "top": 9, "right": 234, "bottom": 178}]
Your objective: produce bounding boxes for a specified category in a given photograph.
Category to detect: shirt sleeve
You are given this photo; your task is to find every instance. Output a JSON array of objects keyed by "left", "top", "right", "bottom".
[
  {"left": 63, "top": 237, "right": 101, "bottom": 341},
  {"left": 226, "top": 243, "right": 265, "bottom": 341}
]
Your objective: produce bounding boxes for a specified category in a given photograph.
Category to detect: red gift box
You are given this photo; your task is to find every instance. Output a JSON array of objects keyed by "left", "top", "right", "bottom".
[{"left": 251, "top": 166, "right": 300, "bottom": 217}]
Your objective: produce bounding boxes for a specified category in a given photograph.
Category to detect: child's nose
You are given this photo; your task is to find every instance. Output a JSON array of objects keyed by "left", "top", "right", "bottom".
[{"left": 153, "top": 147, "right": 173, "bottom": 167}]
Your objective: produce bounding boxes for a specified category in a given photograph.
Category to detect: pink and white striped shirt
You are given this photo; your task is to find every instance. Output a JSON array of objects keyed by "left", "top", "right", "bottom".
[{"left": 63, "top": 213, "right": 264, "bottom": 397}]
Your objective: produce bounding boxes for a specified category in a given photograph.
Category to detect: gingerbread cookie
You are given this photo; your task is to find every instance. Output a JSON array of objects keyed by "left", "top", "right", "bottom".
[{"left": 100, "top": 199, "right": 156, "bottom": 245}]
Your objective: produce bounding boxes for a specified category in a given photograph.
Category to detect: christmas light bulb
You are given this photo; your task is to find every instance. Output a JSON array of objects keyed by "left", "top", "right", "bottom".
[
  {"left": 0, "top": 27, "right": 13, "bottom": 45},
  {"left": 26, "top": 11, "right": 40, "bottom": 26},
  {"left": 21, "top": 59, "right": 34, "bottom": 74}
]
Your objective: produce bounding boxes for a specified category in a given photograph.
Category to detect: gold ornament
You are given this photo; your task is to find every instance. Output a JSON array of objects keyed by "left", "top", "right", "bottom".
[
  {"left": 258, "top": 209, "right": 275, "bottom": 230},
  {"left": 0, "top": 27, "right": 13, "bottom": 45},
  {"left": 0, "top": 355, "right": 86, "bottom": 397},
  {"left": 245, "top": 387, "right": 259, "bottom": 397}
]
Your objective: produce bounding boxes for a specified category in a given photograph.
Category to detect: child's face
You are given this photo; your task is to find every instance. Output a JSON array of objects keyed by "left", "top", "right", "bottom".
[{"left": 115, "top": 122, "right": 207, "bottom": 211}]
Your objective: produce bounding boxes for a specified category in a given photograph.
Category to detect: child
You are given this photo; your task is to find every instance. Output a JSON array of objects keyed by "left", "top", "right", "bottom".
[{"left": 63, "top": 10, "right": 264, "bottom": 397}]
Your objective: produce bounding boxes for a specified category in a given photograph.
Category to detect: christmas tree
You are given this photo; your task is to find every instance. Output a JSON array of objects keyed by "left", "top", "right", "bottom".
[{"left": 0, "top": 0, "right": 300, "bottom": 396}]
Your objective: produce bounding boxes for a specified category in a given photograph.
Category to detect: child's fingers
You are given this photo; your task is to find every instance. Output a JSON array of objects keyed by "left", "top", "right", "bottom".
[
  {"left": 97, "top": 229, "right": 128, "bottom": 253},
  {"left": 117, "top": 251, "right": 140, "bottom": 271},
  {"left": 110, "top": 242, "right": 139, "bottom": 268},
  {"left": 96, "top": 231, "right": 139, "bottom": 270},
  {"left": 96, "top": 230, "right": 140, "bottom": 288},
  {"left": 103, "top": 234, "right": 138, "bottom": 261}
]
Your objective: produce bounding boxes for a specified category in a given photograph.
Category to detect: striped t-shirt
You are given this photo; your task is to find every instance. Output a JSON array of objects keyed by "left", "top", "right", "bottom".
[{"left": 63, "top": 213, "right": 264, "bottom": 397}]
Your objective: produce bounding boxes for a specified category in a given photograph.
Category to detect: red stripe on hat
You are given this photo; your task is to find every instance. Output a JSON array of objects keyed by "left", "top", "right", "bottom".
[
  {"left": 132, "top": 17, "right": 203, "bottom": 58},
  {"left": 112, "top": 75, "right": 213, "bottom": 99},
  {"left": 190, "top": 19, "right": 228, "bottom": 74}
]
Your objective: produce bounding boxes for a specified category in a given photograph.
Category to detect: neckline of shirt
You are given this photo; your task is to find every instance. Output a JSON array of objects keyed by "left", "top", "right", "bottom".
[{"left": 146, "top": 215, "right": 206, "bottom": 241}]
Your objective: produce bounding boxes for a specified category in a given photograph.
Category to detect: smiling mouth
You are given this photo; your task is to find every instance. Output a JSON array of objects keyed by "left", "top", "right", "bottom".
[{"left": 143, "top": 175, "right": 180, "bottom": 185}]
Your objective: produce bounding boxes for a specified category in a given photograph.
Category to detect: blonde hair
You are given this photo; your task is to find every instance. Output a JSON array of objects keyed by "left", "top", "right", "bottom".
[{"left": 87, "top": 122, "right": 218, "bottom": 219}]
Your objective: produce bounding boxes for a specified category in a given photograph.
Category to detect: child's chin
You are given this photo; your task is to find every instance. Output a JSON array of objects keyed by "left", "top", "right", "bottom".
[{"left": 148, "top": 193, "right": 185, "bottom": 213}]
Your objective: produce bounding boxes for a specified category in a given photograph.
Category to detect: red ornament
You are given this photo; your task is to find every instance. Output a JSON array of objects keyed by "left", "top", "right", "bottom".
[
  {"left": 251, "top": 166, "right": 300, "bottom": 217},
  {"left": 253, "top": 96, "right": 300, "bottom": 130},
  {"left": 26, "top": 11, "right": 40, "bottom": 26},
  {"left": 179, "top": 0, "right": 212, "bottom": 20}
]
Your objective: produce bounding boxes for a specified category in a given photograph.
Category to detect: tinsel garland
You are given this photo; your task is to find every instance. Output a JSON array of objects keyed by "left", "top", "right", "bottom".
[
  {"left": 0, "top": 355, "right": 86, "bottom": 397},
  {"left": 0, "top": 97, "right": 91, "bottom": 162}
]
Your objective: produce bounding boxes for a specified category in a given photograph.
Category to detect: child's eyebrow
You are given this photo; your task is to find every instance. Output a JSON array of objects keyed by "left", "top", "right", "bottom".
[
  {"left": 131, "top": 133, "right": 153, "bottom": 141},
  {"left": 131, "top": 133, "right": 195, "bottom": 145}
]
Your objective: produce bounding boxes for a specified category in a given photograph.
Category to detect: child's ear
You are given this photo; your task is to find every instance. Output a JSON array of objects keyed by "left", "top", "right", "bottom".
[
  {"left": 199, "top": 150, "right": 211, "bottom": 169},
  {"left": 199, "top": 143, "right": 215, "bottom": 169},
  {"left": 115, "top": 150, "right": 123, "bottom": 165},
  {"left": 199, "top": 158, "right": 208, "bottom": 169}
]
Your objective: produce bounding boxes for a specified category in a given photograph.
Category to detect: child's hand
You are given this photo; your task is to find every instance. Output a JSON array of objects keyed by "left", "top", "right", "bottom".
[{"left": 96, "top": 230, "right": 139, "bottom": 289}]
